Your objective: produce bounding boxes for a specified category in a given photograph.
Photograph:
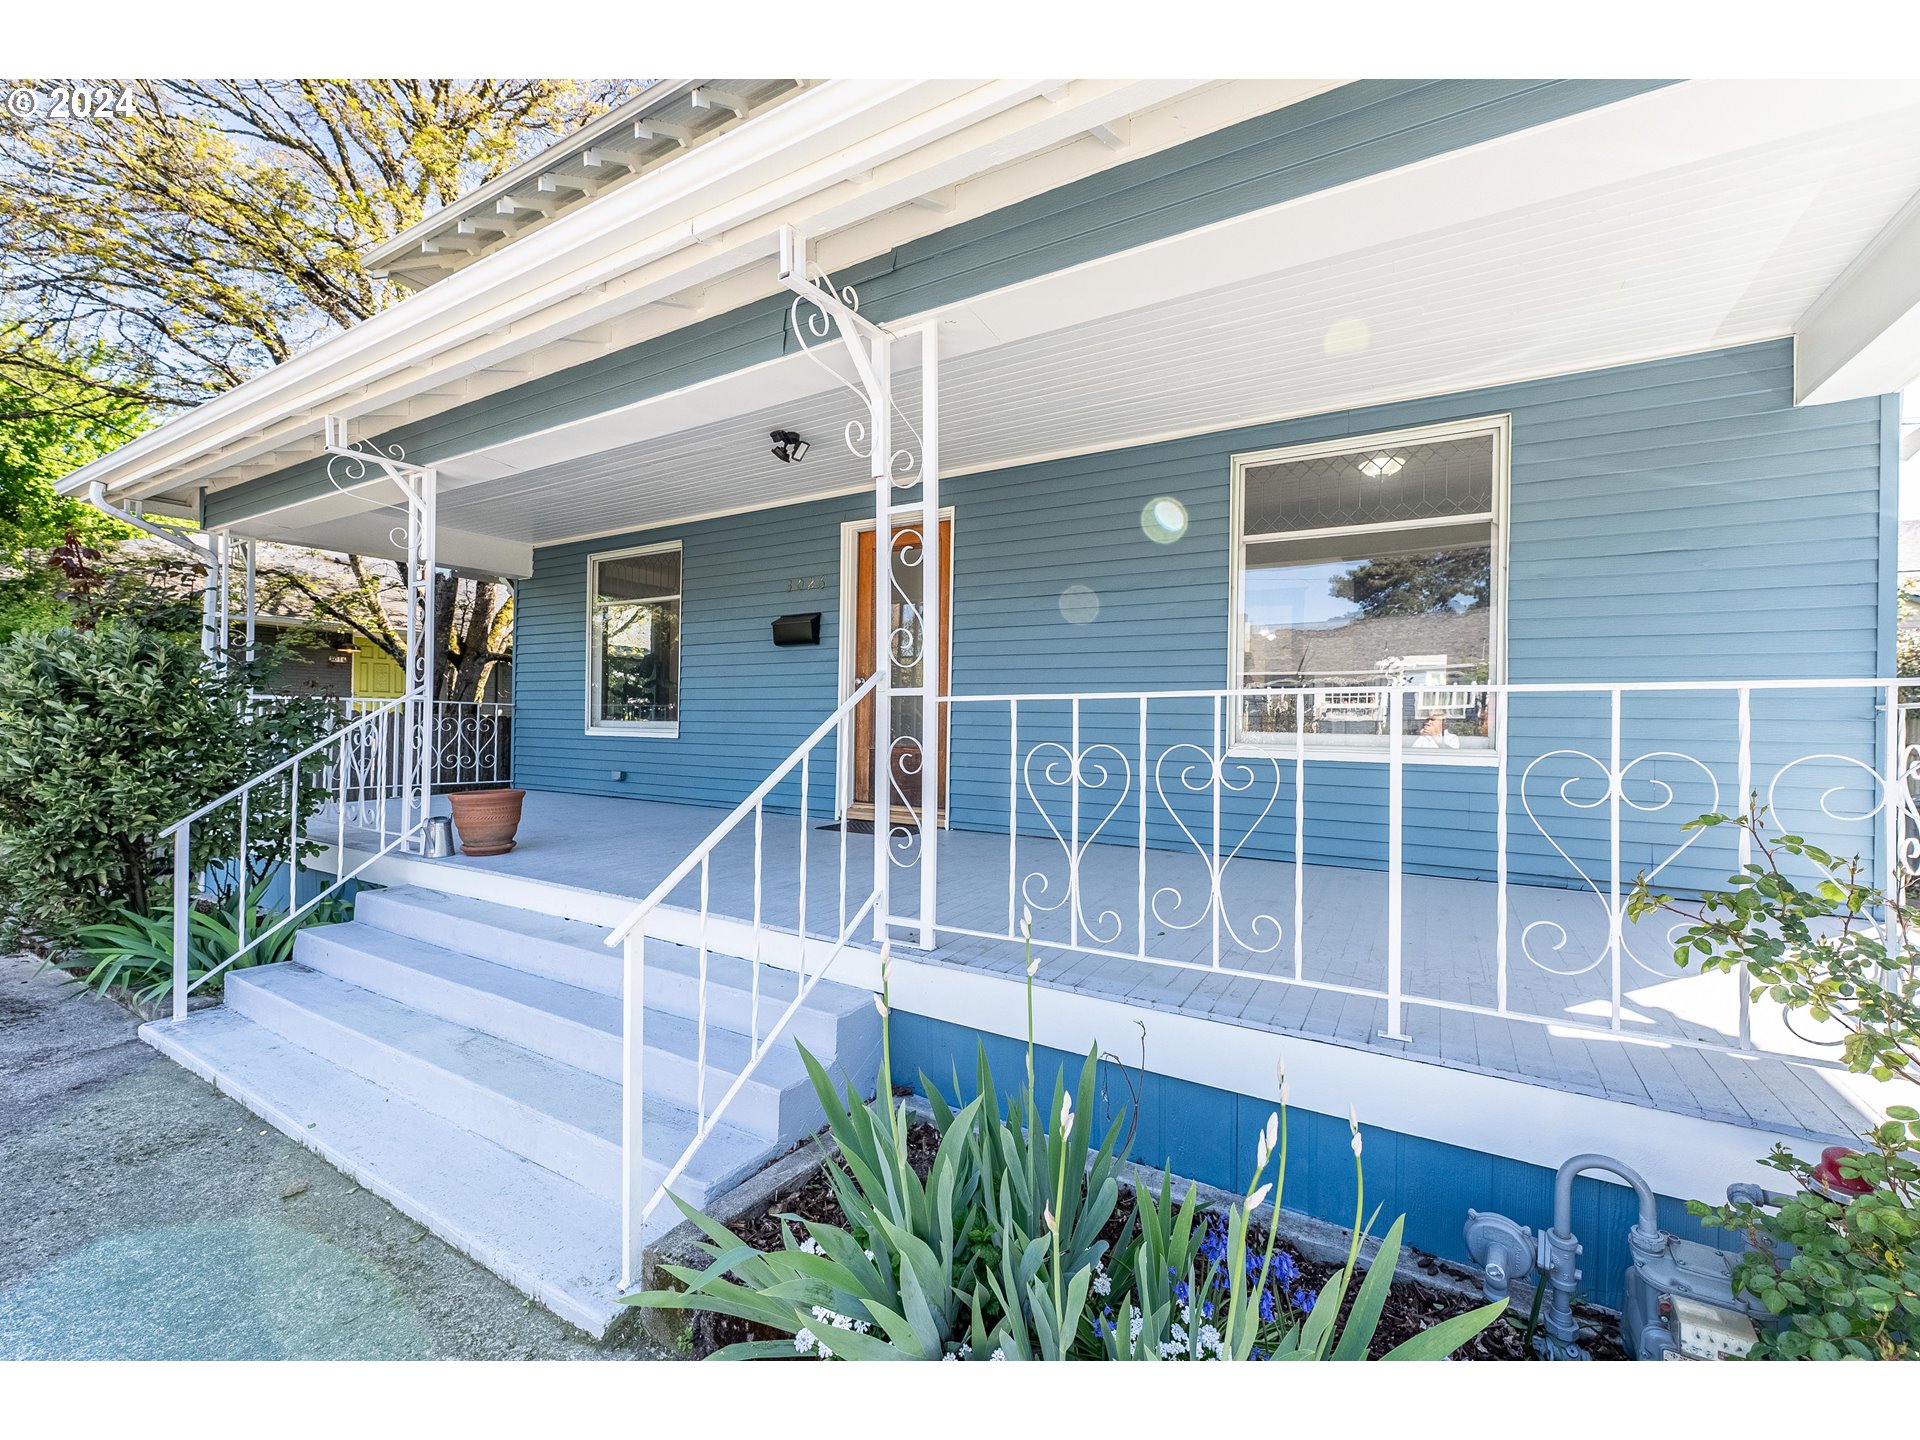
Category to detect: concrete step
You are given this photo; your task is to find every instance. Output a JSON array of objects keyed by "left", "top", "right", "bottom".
[
  {"left": 139, "top": 1006, "right": 632, "bottom": 1336},
  {"left": 295, "top": 922, "right": 624, "bottom": 1081},
  {"left": 289, "top": 922, "right": 873, "bottom": 1141},
  {"left": 352, "top": 885, "right": 874, "bottom": 1055},
  {"left": 224, "top": 963, "right": 770, "bottom": 1201}
]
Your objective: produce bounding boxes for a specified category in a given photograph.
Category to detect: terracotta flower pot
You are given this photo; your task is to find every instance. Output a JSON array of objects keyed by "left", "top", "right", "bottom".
[{"left": 447, "top": 787, "right": 526, "bottom": 856}]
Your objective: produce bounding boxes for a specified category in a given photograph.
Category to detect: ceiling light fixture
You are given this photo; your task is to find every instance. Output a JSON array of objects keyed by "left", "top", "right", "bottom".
[
  {"left": 1356, "top": 452, "right": 1406, "bottom": 479},
  {"left": 770, "top": 429, "right": 809, "bottom": 463}
]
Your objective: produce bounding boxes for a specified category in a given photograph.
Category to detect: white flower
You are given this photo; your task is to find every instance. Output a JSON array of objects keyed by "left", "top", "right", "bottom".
[
  {"left": 1021, "top": 906, "right": 1033, "bottom": 939},
  {"left": 809, "top": 1304, "right": 871, "bottom": 1335},
  {"left": 1255, "top": 1110, "right": 1279, "bottom": 1170},
  {"left": 873, "top": 993, "right": 889, "bottom": 1018},
  {"left": 1092, "top": 1265, "right": 1111, "bottom": 1297},
  {"left": 1128, "top": 1312, "right": 1144, "bottom": 1341},
  {"left": 1043, "top": 1203, "right": 1055, "bottom": 1232},
  {"left": 1247, "top": 1183, "right": 1272, "bottom": 1211},
  {"left": 1059, "top": 1095, "right": 1074, "bottom": 1133},
  {"left": 1157, "top": 1340, "right": 1184, "bottom": 1359},
  {"left": 794, "top": 1327, "right": 818, "bottom": 1355},
  {"left": 797, "top": 1236, "right": 824, "bottom": 1256},
  {"left": 1170, "top": 1321, "right": 1188, "bottom": 1344},
  {"left": 816, "top": 1337, "right": 835, "bottom": 1359},
  {"left": 1349, "top": 1104, "right": 1363, "bottom": 1157},
  {"left": 863, "top": 1249, "right": 875, "bottom": 1262},
  {"left": 990, "top": 1348, "right": 1007, "bottom": 1362},
  {"left": 942, "top": 1353, "right": 958, "bottom": 1361},
  {"left": 1198, "top": 1324, "right": 1222, "bottom": 1355},
  {"left": 959, "top": 1342, "right": 972, "bottom": 1358},
  {"left": 1026, "top": 949, "right": 1041, "bottom": 977}
]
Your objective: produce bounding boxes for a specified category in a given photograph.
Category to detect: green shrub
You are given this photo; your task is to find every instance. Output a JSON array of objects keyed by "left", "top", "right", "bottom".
[
  {"left": 1629, "top": 805, "right": 1919, "bottom": 1359},
  {"left": 0, "top": 621, "right": 336, "bottom": 948}
]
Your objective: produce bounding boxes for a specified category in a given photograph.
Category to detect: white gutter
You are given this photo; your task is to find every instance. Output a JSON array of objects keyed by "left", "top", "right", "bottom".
[
  {"left": 88, "top": 482, "right": 208, "bottom": 558},
  {"left": 59, "top": 79, "right": 1100, "bottom": 505}
]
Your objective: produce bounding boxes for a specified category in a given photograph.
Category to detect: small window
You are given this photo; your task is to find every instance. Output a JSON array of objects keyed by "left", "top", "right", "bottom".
[
  {"left": 588, "top": 543, "right": 681, "bottom": 733},
  {"left": 1232, "top": 420, "right": 1504, "bottom": 756}
]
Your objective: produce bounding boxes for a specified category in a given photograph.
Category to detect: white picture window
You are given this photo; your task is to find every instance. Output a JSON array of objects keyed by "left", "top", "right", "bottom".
[
  {"left": 1231, "top": 419, "right": 1505, "bottom": 755},
  {"left": 588, "top": 543, "right": 681, "bottom": 734}
]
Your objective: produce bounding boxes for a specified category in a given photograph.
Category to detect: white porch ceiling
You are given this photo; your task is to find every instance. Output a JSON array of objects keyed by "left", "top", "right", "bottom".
[{"left": 272, "top": 81, "right": 1920, "bottom": 556}]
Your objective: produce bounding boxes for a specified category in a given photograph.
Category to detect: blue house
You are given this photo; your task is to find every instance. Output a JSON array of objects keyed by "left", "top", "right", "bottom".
[{"left": 63, "top": 79, "right": 1920, "bottom": 1336}]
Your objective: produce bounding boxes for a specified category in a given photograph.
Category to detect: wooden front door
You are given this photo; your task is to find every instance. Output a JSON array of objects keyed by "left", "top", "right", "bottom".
[{"left": 851, "top": 519, "right": 952, "bottom": 822}]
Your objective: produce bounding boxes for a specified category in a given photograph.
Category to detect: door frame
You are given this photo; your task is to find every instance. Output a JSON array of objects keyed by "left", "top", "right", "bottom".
[{"left": 836, "top": 505, "right": 956, "bottom": 824}]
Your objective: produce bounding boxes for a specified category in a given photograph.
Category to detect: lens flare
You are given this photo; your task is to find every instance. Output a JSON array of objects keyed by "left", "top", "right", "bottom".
[
  {"left": 1058, "top": 584, "right": 1100, "bottom": 624},
  {"left": 1141, "top": 497, "right": 1188, "bottom": 544}
]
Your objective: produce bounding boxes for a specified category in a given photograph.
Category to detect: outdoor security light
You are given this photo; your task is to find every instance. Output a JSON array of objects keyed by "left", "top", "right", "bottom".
[{"left": 770, "top": 429, "right": 808, "bottom": 463}]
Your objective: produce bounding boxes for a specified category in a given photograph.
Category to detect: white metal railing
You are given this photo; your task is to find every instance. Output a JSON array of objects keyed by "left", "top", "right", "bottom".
[
  {"left": 602, "top": 674, "right": 880, "bottom": 1286},
  {"left": 920, "top": 678, "right": 1915, "bottom": 1060},
  {"left": 251, "top": 694, "right": 512, "bottom": 796},
  {"left": 159, "top": 696, "right": 421, "bottom": 1021}
]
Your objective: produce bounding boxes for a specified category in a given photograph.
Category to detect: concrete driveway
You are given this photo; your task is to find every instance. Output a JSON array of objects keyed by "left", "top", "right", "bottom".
[{"left": 0, "top": 953, "right": 661, "bottom": 1360}]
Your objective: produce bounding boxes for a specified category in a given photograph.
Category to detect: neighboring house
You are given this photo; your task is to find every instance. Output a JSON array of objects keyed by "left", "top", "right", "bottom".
[
  {"left": 110, "top": 534, "right": 411, "bottom": 697},
  {"left": 59, "top": 80, "right": 1920, "bottom": 1335}
]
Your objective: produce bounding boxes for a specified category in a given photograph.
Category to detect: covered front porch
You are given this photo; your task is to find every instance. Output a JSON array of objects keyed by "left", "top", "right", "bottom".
[{"left": 330, "top": 785, "right": 1889, "bottom": 1146}]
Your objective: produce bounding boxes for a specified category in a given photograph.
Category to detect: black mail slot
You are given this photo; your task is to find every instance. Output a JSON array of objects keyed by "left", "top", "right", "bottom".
[{"left": 772, "top": 612, "right": 822, "bottom": 647}]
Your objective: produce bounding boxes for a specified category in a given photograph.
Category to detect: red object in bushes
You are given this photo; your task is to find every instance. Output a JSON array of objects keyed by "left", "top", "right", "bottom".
[{"left": 1812, "top": 1146, "right": 1874, "bottom": 1199}]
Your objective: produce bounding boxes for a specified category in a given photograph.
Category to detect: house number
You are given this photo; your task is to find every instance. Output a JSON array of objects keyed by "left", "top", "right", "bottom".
[{"left": 785, "top": 575, "right": 829, "bottom": 592}]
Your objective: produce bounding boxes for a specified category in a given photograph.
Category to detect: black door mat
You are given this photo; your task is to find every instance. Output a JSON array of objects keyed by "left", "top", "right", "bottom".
[{"left": 816, "top": 819, "right": 918, "bottom": 834}]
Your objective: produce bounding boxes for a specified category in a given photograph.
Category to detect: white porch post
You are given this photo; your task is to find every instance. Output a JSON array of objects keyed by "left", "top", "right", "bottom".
[
  {"left": 319, "top": 419, "right": 438, "bottom": 847},
  {"left": 201, "top": 532, "right": 230, "bottom": 664},
  {"left": 400, "top": 468, "right": 439, "bottom": 845},
  {"left": 241, "top": 539, "right": 257, "bottom": 666},
  {"left": 870, "top": 334, "right": 893, "bottom": 944},
  {"left": 774, "top": 228, "right": 952, "bottom": 948},
  {"left": 916, "top": 323, "right": 941, "bottom": 948}
]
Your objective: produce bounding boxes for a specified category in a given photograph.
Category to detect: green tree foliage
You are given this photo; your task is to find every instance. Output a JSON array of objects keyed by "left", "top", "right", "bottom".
[
  {"left": 1331, "top": 547, "right": 1490, "bottom": 618},
  {"left": 1, "top": 80, "right": 627, "bottom": 687},
  {"left": 0, "top": 622, "right": 334, "bottom": 948},
  {"left": 0, "top": 338, "right": 150, "bottom": 637},
  {"left": 0, "top": 79, "right": 644, "bottom": 408}
]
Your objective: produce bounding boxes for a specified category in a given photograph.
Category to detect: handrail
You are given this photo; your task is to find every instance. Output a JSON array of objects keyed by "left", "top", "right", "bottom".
[
  {"left": 605, "top": 671, "right": 881, "bottom": 1287},
  {"left": 162, "top": 694, "right": 407, "bottom": 836},
  {"left": 604, "top": 672, "right": 878, "bottom": 946},
  {"left": 164, "top": 693, "right": 423, "bottom": 1020}
]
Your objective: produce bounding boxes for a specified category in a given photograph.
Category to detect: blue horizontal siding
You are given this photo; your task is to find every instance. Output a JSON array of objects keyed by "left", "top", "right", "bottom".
[
  {"left": 511, "top": 340, "right": 1893, "bottom": 891},
  {"left": 890, "top": 1012, "right": 1739, "bottom": 1314},
  {"left": 205, "top": 79, "right": 1668, "bottom": 530}
]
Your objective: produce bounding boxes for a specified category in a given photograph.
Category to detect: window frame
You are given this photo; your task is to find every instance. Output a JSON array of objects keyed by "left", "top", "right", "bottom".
[
  {"left": 1226, "top": 414, "right": 1511, "bottom": 763},
  {"left": 584, "top": 540, "right": 684, "bottom": 738}
]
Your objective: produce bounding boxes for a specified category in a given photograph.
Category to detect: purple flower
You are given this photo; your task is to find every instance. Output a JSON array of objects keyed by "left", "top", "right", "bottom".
[{"left": 1291, "top": 1287, "right": 1316, "bottom": 1314}]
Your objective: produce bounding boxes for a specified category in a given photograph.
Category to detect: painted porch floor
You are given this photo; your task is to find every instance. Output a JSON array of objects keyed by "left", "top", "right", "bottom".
[{"left": 330, "top": 789, "right": 1884, "bottom": 1144}]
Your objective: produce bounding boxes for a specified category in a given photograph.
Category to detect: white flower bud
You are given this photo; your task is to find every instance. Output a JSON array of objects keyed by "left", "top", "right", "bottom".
[{"left": 1247, "top": 1183, "right": 1272, "bottom": 1212}]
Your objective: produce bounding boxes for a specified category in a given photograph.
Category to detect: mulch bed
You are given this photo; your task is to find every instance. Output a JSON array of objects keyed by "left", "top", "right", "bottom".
[{"left": 670, "top": 1118, "right": 1623, "bottom": 1361}]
